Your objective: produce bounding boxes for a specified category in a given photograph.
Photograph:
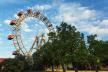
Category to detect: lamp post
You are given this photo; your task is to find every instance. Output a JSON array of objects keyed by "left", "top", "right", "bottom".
[{"left": 96, "top": 59, "right": 100, "bottom": 72}]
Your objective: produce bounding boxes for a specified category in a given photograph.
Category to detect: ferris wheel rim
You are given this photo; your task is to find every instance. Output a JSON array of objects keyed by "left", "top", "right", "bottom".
[{"left": 9, "top": 8, "right": 55, "bottom": 56}]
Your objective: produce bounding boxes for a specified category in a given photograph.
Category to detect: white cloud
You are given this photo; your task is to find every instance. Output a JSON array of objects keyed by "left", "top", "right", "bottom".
[
  {"left": 4, "top": 20, "right": 11, "bottom": 25},
  {"left": 32, "top": 4, "right": 52, "bottom": 11},
  {"left": 21, "top": 17, "right": 37, "bottom": 32},
  {"left": 80, "top": 24, "right": 108, "bottom": 35},
  {"left": 55, "top": 3, "right": 97, "bottom": 23},
  {"left": 100, "top": 19, "right": 108, "bottom": 25},
  {"left": 80, "top": 9, "right": 96, "bottom": 19},
  {"left": 53, "top": 3, "right": 108, "bottom": 37},
  {"left": 31, "top": 3, "right": 108, "bottom": 37},
  {"left": 21, "top": 22, "right": 32, "bottom": 32},
  {"left": 44, "top": 28, "right": 49, "bottom": 33},
  {"left": 14, "top": 14, "right": 19, "bottom": 19},
  {"left": 91, "top": 28, "right": 108, "bottom": 35}
]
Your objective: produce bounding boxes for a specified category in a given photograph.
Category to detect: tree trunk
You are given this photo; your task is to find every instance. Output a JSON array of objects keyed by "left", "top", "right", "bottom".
[
  {"left": 52, "top": 64, "right": 54, "bottom": 72},
  {"left": 96, "top": 69, "right": 99, "bottom": 72},
  {"left": 95, "top": 65, "right": 99, "bottom": 72},
  {"left": 88, "top": 63, "right": 91, "bottom": 70},
  {"left": 75, "top": 67, "right": 78, "bottom": 72},
  {"left": 73, "top": 63, "right": 78, "bottom": 72},
  {"left": 61, "top": 63, "right": 66, "bottom": 72}
]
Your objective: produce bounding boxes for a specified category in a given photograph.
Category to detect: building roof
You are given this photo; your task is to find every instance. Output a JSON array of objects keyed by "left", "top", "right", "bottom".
[{"left": 0, "top": 58, "right": 6, "bottom": 63}]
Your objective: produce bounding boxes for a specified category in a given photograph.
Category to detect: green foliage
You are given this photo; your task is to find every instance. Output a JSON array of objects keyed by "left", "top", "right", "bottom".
[
  {"left": 1, "top": 59, "right": 24, "bottom": 72},
  {"left": 33, "top": 22, "right": 89, "bottom": 71},
  {"left": 87, "top": 35, "right": 108, "bottom": 67},
  {"left": 1, "top": 22, "right": 108, "bottom": 71}
]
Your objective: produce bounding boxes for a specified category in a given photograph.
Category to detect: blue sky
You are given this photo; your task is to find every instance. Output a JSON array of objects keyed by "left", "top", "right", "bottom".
[{"left": 0, "top": 0, "right": 108, "bottom": 58}]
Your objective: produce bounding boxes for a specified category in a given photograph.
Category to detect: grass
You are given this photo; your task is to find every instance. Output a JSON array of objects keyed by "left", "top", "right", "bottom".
[{"left": 46, "top": 70, "right": 108, "bottom": 72}]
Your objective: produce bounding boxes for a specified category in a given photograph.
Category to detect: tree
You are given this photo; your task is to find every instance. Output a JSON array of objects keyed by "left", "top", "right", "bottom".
[
  {"left": 56, "top": 22, "right": 90, "bottom": 72},
  {"left": 1, "top": 59, "right": 24, "bottom": 72},
  {"left": 87, "top": 35, "right": 108, "bottom": 71},
  {"left": 33, "top": 22, "right": 108, "bottom": 72}
]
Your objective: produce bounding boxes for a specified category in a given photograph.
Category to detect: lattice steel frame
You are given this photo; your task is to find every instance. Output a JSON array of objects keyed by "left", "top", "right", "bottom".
[{"left": 10, "top": 9, "right": 54, "bottom": 57}]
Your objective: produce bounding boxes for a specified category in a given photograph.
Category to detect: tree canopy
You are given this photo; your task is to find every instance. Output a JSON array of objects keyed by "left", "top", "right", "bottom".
[{"left": 1, "top": 22, "right": 108, "bottom": 72}]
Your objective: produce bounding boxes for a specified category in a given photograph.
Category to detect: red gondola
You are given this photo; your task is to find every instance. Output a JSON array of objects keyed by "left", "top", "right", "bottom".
[
  {"left": 8, "top": 35, "right": 15, "bottom": 40},
  {"left": 43, "top": 17, "right": 47, "bottom": 21},
  {"left": 48, "top": 24, "right": 52, "bottom": 27},
  {"left": 12, "top": 51, "right": 19, "bottom": 55},
  {"left": 27, "top": 9, "right": 33, "bottom": 14},
  {"left": 10, "top": 20, "right": 16, "bottom": 25},
  {"left": 34, "top": 11, "right": 40, "bottom": 16},
  {"left": 17, "top": 11, "right": 24, "bottom": 17}
]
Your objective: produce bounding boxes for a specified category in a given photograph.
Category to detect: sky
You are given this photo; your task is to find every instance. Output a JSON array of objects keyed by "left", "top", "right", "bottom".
[{"left": 0, "top": 0, "right": 108, "bottom": 58}]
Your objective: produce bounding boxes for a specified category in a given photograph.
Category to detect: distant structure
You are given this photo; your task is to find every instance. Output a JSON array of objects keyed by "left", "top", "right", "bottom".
[{"left": 8, "top": 8, "right": 55, "bottom": 65}]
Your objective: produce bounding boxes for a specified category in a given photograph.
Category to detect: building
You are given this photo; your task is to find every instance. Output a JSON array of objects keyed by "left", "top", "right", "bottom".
[{"left": 0, "top": 58, "right": 6, "bottom": 63}]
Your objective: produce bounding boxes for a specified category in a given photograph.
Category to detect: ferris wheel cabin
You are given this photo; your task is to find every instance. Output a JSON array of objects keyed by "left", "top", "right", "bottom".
[
  {"left": 27, "top": 9, "right": 33, "bottom": 14},
  {"left": 8, "top": 35, "right": 15, "bottom": 40},
  {"left": 12, "top": 51, "right": 20, "bottom": 55},
  {"left": 10, "top": 20, "right": 17, "bottom": 25},
  {"left": 17, "top": 11, "right": 24, "bottom": 17}
]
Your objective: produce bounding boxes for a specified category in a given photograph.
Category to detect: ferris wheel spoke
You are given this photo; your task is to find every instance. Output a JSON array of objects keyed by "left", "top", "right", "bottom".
[
  {"left": 15, "top": 35, "right": 25, "bottom": 55},
  {"left": 29, "top": 36, "right": 38, "bottom": 54}
]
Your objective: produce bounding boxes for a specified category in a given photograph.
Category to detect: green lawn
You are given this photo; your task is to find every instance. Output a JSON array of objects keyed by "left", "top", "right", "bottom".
[{"left": 46, "top": 70, "right": 108, "bottom": 72}]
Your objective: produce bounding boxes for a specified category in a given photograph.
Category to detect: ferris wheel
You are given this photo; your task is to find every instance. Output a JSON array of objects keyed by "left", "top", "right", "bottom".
[{"left": 7, "top": 8, "right": 54, "bottom": 65}]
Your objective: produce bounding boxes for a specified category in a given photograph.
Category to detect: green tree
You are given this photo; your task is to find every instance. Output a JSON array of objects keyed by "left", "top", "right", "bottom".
[
  {"left": 34, "top": 22, "right": 108, "bottom": 72},
  {"left": 87, "top": 35, "right": 106, "bottom": 71},
  {"left": 1, "top": 59, "right": 24, "bottom": 72}
]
